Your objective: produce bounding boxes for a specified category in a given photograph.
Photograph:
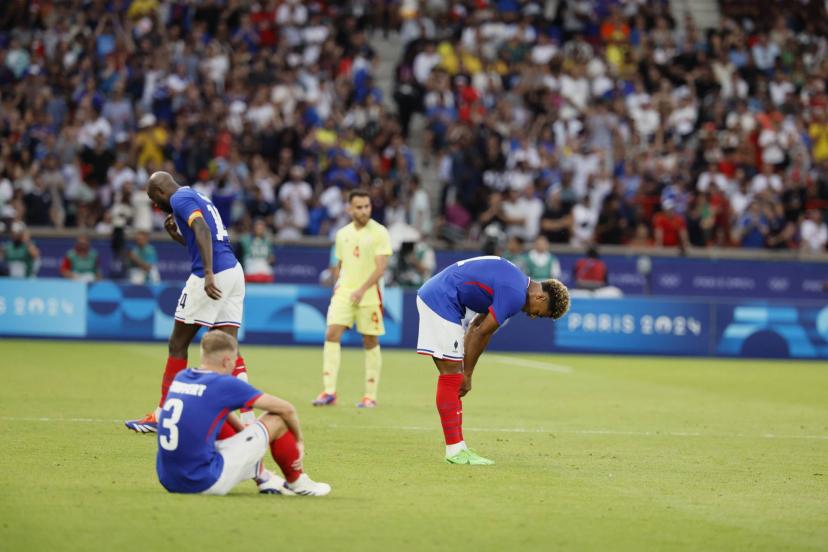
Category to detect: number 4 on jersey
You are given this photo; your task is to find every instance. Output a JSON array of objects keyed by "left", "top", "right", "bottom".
[{"left": 196, "top": 192, "right": 229, "bottom": 242}]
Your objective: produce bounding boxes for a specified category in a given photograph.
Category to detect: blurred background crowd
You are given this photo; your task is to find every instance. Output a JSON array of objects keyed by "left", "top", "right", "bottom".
[{"left": 1, "top": 0, "right": 827, "bottom": 285}]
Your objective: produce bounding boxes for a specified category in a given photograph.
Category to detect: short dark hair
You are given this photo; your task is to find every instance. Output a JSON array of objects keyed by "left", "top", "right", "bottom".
[
  {"left": 541, "top": 279, "right": 570, "bottom": 320},
  {"left": 348, "top": 189, "right": 371, "bottom": 203}
]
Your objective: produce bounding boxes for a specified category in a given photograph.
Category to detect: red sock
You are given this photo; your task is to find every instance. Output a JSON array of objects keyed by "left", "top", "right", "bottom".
[
  {"left": 436, "top": 373, "right": 464, "bottom": 445},
  {"left": 217, "top": 421, "right": 237, "bottom": 441},
  {"left": 270, "top": 430, "right": 303, "bottom": 483},
  {"left": 232, "top": 355, "right": 247, "bottom": 378},
  {"left": 233, "top": 356, "right": 253, "bottom": 414},
  {"left": 159, "top": 356, "right": 188, "bottom": 407}
]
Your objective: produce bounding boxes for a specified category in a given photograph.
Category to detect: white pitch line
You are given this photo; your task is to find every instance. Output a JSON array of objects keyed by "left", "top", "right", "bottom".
[
  {"left": 487, "top": 355, "right": 573, "bottom": 374},
  {"left": 2, "top": 417, "right": 827, "bottom": 442},
  {"left": 326, "top": 423, "right": 828, "bottom": 441},
  {"left": 0, "top": 416, "right": 121, "bottom": 423}
]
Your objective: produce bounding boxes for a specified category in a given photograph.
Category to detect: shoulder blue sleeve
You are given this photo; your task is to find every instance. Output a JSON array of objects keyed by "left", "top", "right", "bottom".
[
  {"left": 489, "top": 285, "right": 525, "bottom": 325},
  {"left": 170, "top": 190, "right": 202, "bottom": 222},
  {"left": 214, "top": 376, "right": 263, "bottom": 410}
]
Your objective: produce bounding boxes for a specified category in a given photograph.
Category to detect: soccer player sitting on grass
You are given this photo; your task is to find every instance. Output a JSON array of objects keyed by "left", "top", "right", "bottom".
[
  {"left": 416, "top": 256, "right": 570, "bottom": 465},
  {"left": 157, "top": 331, "right": 331, "bottom": 496}
]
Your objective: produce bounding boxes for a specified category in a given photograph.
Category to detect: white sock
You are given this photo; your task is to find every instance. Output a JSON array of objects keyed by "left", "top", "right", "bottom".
[{"left": 445, "top": 441, "right": 467, "bottom": 457}]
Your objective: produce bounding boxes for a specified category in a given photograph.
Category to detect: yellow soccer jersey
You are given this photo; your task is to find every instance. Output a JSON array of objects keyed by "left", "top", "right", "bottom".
[{"left": 334, "top": 219, "right": 392, "bottom": 306}]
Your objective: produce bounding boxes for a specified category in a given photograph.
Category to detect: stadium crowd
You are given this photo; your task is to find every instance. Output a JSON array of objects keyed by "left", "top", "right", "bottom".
[
  {"left": 397, "top": 0, "right": 828, "bottom": 253},
  {"left": 0, "top": 0, "right": 827, "bottom": 276}
]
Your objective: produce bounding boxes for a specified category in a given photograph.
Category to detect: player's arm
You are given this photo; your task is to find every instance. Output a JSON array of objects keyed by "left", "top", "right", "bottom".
[
  {"left": 225, "top": 412, "right": 246, "bottom": 433},
  {"left": 252, "top": 393, "right": 304, "bottom": 444},
  {"left": 350, "top": 254, "right": 389, "bottom": 304},
  {"left": 190, "top": 216, "right": 221, "bottom": 300},
  {"left": 164, "top": 214, "right": 186, "bottom": 246},
  {"left": 460, "top": 313, "right": 499, "bottom": 397},
  {"left": 330, "top": 261, "right": 341, "bottom": 284}
]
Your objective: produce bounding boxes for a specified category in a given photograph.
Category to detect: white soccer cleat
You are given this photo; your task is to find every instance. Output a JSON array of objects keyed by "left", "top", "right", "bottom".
[
  {"left": 286, "top": 473, "right": 332, "bottom": 496},
  {"left": 257, "top": 470, "right": 296, "bottom": 495}
]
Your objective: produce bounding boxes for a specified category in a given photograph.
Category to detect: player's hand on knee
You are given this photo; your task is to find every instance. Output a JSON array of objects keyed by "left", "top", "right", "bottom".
[
  {"left": 459, "top": 374, "right": 472, "bottom": 397},
  {"left": 204, "top": 272, "right": 222, "bottom": 300}
]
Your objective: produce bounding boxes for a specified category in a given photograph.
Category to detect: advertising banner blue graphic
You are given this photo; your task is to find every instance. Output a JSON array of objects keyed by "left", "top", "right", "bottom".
[
  {"left": 0, "top": 279, "right": 86, "bottom": 336},
  {"left": 553, "top": 298, "right": 710, "bottom": 355},
  {"left": 1, "top": 278, "right": 827, "bottom": 360}
]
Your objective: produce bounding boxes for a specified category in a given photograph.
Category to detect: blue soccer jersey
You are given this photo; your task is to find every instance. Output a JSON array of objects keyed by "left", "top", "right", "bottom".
[
  {"left": 156, "top": 369, "right": 262, "bottom": 493},
  {"left": 417, "top": 256, "right": 529, "bottom": 325},
  {"left": 170, "top": 187, "right": 238, "bottom": 277}
]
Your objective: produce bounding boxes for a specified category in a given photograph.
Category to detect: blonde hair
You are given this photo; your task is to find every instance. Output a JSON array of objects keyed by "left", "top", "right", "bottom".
[
  {"left": 542, "top": 279, "right": 571, "bottom": 320},
  {"left": 200, "top": 330, "right": 238, "bottom": 358}
]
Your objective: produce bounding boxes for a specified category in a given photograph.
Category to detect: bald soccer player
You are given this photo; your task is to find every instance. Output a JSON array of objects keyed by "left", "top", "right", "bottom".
[{"left": 126, "top": 171, "right": 253, "bottom": 432}]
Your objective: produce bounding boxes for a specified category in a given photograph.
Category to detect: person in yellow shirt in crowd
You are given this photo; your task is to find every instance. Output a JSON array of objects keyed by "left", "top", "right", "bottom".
[
  {"left": 313, "top": 190, "right": 391, "bottom": 408},
  {"left": 808, "top": 107, "right": 828, "bottom": 163},
  {"left": 134, "top": 114, "right": 168, "bottom": 168}
]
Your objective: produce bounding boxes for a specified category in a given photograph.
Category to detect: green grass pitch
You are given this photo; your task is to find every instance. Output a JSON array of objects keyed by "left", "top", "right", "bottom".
[{"left": 0, "top": 339, "right": 826, "bottom": 551}]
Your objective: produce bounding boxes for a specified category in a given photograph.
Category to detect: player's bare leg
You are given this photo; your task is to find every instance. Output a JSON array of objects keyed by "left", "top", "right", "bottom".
[
  {"left": 433, "top": 358, "right": 494, "bottom": 465},
  {"left": 125, "top": 321, "right": 200, "bottom": 433},
  {"left": 215, "top": 325, "right": 255, "bottom": 424},
  {"left": 357, "top": 334, "right": 381, "bottom": 408},
  {"left": 314, "top": 324, "right": 346, "bottom": 406}
]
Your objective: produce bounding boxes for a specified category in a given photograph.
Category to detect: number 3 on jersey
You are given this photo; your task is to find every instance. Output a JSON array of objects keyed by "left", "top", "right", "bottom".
[
  {"left": 196, "top": 192, "right": 229, "bottom": 242},
  {"left": 159, "top": 398, "right": 184, "bottom": 451}
]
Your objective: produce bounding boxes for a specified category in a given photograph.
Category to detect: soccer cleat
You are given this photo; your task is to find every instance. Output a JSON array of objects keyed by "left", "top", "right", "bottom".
[
  {"left": 124, "top": 413, "right": 158, "bottom": 433},
  {"left": 257, "top": 471, "right": 296, "bottom": 496},
  {"left": 312, "top": 392, "right": 337, "bottom": 406},
  {"left": 286, "top": 473, "right": 332, "bottom": 496},
  {"left": 355, "top": 397, "right": 377, "bottom": 408},
  {"left": 445, "top": 449, "right": 495, "bottom": 465}
]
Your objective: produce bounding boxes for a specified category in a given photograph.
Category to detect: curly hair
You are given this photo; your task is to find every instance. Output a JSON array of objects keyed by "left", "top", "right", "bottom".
[{"left": 541, "top": 279, "right": 570, "bottom": 320}]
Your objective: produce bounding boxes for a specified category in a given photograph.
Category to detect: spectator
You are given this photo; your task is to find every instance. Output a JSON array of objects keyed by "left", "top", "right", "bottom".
[
  {"left": 393, "top": 240, "right": 436, "bottom": 288},
  {"left": 127, "top": 230, "right": 160, "bottom": 284},
  {"left": 595, "top": 195, "right": 628, "bottom": 245},
  {"left": 800, "top": 209, "right": 828, "bottom": 253},
  {"left": 735, "top": 201, "right": 770, "bottom": 249},
  {"left": 653, "top": 200, "right": 690, "bottom": 251},
  {"left": 0, "top": 223, "right": 40, "bottom": 278},
  {"left": 60, "top": 235, "right": 100, "bottom": 282},
  {"left": 573, "top": 247, "right": 609, "bottom": 290},
  {"left": 570, "top": 195, "right": 598, "bottom": 248},
  {"left": 525, "top": 236, "right": 561, "bottom": 281},
  {"left": 238, "top": 219, "right": 275, "bottom": 283},
  {"left": 540, "top": 190, "right": 572, "bottom": 244},
  {"left": 502, "top": 236, "right": 526, "bottom": 272},
  {"left": 278, "top": 166, "right": 313, "bottom": 233}
]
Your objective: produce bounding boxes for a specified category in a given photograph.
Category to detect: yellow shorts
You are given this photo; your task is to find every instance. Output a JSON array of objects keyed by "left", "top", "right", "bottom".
[{"left": 326, "top": 292, "right": 385, "bottom": 336}]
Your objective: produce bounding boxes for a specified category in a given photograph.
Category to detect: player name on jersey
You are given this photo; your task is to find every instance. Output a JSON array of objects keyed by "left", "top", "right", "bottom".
[{"left": 169, "top": 380, "right": 207, "bottom": 397}]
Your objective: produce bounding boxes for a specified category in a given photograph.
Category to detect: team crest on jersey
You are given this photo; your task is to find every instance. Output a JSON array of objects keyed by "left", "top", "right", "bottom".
[{"left": 353, "top": 245, "right": 360, "bottom": 258}]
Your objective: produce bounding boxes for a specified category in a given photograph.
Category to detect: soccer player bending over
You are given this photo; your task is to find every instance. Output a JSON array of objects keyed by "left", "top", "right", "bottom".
[
  {"left": 416, "top": 256, "right": 570, "bottom": 465},
  {"left": 313, "top": 190, "right": 391, "bottom": 408},
  {"left": 157, "top": 331, "right": 331, "bottom": 496},
  {"left": 126, "top": 171, "right": 253, "bottom": 432}
]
